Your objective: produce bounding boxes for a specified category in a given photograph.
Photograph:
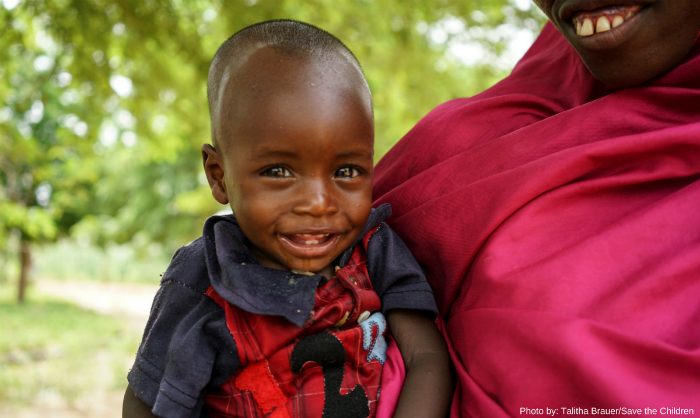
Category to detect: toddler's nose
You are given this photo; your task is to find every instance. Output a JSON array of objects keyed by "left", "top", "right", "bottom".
[{"left": 293, "top": 178, "right": 339, "bottom": 217}]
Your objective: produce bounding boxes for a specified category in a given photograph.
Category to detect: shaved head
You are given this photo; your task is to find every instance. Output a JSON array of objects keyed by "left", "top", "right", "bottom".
[{"left": 207, "top": 20, "right": 369, "bottom": 149}]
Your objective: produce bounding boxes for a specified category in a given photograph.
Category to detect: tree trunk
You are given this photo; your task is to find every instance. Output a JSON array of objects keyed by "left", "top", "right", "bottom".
[{"left": 18, "top": 239, "right": 31, "bottom": 303}]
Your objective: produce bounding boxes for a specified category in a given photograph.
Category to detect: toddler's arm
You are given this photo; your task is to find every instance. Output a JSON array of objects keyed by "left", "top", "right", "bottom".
[
  {"left": 387, "top": 309, "right": 454, "bottom": 418},
  {"left": 123, "top": 385, "right": 158, "bottom": 418}
]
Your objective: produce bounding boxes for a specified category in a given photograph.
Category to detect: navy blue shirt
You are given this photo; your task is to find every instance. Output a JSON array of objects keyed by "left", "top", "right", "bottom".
[{"left": 127, "top": 204, "right": 437, "bottom": 418}]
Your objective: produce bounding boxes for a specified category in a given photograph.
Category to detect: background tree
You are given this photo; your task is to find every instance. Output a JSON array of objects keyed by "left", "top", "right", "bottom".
[{"left": 0, "top": 0, "right": 546, "bottom": 300}]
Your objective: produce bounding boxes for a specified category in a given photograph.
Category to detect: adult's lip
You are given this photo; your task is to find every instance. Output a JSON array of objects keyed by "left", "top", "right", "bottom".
[
  {"left": 558, "top": 0, "right": 653, "bottom": 21},
  {"left": 556, "top": 0, "right": 653, "bottom": 50},
  {"left": 278, "top": 232, "right": 341, "bottom": 258}
]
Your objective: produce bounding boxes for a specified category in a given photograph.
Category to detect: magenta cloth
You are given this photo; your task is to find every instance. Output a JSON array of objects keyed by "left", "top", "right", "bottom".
[
  {"left": 373, "top": 22, "right": 700, "bottom": 417},
  {"left": 375, "top": 337, "right": 403, "bottom": 418}
]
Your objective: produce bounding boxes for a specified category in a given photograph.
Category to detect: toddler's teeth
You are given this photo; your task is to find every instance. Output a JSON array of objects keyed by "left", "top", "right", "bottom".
[
  {"left": 596, "top": 17, "right": 611, "bottom": 33},
  {"left": 612, "top": 15, "right": 624, "bottom": 28},
  {"left": 580, "top": 18, "right": 594, "bottom": 36},
  {"left": 291, "top": 233, "right": 329, "bottom": 245}
]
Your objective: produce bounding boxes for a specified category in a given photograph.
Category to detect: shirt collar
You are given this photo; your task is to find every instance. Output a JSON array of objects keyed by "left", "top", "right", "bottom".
[{"left": 203, "top": 204, "right": 391, "bottom": 327}]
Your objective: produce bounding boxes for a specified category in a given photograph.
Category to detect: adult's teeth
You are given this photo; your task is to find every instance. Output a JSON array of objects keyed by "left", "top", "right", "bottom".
[
  {"left": 575, "top": 14, "right": 629, "bottom": 36},
  {"left": 596, "top": 17, "right": 611, "bottom": 33},
  {"left": 580, "top": 18, "right": 594, "bottom": 36}
]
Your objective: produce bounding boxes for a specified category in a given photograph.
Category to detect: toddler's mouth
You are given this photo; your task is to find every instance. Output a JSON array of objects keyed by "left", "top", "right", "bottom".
[
  {"left": 286, "top": 233, "right": 333, "bottom": 245},
  {"left": 571, "top": 5, "right": 643, "bottom": 36},
  {"left": 278, "top": 233, "right": 341, "bottom": 258}
]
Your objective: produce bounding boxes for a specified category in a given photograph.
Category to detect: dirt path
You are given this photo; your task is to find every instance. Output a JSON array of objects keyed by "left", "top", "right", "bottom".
[
  {"left": 1, "top": 280, "right": 160, "bottom": 418},
  {"left": 34, "top": 280, "right": 160, "bottom": 332}
]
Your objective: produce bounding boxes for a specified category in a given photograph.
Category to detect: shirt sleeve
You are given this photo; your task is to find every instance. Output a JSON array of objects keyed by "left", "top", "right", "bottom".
[
  {"left": 127, "top": 240, "right": 239, "bottom": 418},
  {"left": 365, "top": 222, "right": 439, "bottom": 318}
]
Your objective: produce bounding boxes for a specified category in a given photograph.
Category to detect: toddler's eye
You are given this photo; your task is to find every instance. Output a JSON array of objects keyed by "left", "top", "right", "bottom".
[
  {"left": 262, "top": 167, "right": 292, "bottom": 178},
  {"left": 335, "top": 167, "right": 360, "bottom": 178}
]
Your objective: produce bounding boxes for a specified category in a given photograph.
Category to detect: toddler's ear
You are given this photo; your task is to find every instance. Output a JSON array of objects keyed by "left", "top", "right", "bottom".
[{"left": 202, "top": 144, "right": 229, "bottom": 205}]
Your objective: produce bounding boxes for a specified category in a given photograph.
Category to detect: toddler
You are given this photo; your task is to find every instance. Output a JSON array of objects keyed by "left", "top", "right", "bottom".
[{"left": 123, "top": 20, "right": 453, "bottom": 418}]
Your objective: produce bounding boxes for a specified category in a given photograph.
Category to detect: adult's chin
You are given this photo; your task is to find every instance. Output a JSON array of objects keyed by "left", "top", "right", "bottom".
[{"left": 573, "top": 42, "right": 696, "bottom": 87}]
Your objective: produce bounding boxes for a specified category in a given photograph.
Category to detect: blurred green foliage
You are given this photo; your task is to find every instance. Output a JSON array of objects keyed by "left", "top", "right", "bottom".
[{"left": 0, "top": 0, "right": 546, "bottom": 269}]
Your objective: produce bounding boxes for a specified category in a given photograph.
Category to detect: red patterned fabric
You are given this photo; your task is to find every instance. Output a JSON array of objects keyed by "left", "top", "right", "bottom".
[
  {"left": 234, "top": 361, "right": 290, "bottom": 418},
  {"left": 373, "top": 22, "right": 700, "bottom": 417},
  {"left": 204, "top": 227, "right": 385, "bottom": 418}
]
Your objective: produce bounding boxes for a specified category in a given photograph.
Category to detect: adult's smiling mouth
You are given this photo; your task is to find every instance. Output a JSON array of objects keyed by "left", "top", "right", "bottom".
[
  {"left": 558, "top": 0, "right": 653, "bottom": 48},
  {"left": 278, "top": 233, "right": 341, "bottom": 258},
  {"left": 571, "top": 5, "right": 641, "bottom": 36}
]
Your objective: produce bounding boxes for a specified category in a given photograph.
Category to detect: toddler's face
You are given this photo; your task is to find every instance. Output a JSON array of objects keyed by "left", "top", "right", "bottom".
[
  {"left": 533, "top": 0, "right": 700, "bottom": 86},
  {"left": 210, "top": 50, "right": 374, "bottom": 277}
]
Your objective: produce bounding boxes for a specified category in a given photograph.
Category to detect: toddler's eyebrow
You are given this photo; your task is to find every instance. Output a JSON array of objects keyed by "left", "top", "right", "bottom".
[
  {"left": 251, "top": 149, "right": 372, "bottom": 160},
  {"left": 336, "top": 151, "right": 373, "bottom": 159},
  {"left": 252, "top": 149, "right": 298, "bottom": 159}
]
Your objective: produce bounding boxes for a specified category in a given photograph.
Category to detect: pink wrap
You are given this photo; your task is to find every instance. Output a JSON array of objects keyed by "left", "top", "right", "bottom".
[{"left": 373, "top": 22, "right": 700, "bottom": 416}]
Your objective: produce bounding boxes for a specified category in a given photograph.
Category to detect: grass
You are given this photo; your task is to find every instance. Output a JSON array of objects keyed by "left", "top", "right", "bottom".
[{"left": 0, "top": 280, "right": 141, "bottom": 409}]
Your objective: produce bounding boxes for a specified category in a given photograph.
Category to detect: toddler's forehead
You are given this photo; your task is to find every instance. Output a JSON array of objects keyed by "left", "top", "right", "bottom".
[
  {"left": 216, "top": 52, "right": 372, "bottom": 145},
  {"left": 225, "top": 47, "right": 365, "bottom": 96}
]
